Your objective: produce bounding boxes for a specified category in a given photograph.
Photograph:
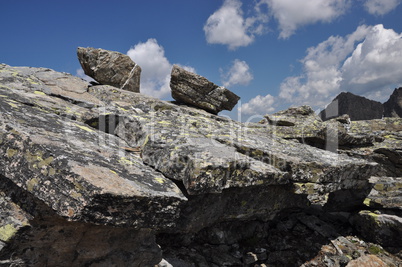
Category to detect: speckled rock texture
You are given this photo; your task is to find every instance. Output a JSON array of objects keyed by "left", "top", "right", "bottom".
[
  {"left": 170, "top": 64, "right": 240, "bottom": 114},
  {"left": 77, "top": 47, "right": 141, "bottom": 92},
  {"left": 0, "top": 63, "right": 401, "bottom": 266}
]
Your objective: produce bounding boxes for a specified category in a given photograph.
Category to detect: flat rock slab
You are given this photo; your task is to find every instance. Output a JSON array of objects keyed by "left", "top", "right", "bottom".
[
  {"left": 77, "top": 47, "right": 141, "bottom": 92},
  {"left": 170, "top": 65, "right": 240, "bottom": 114},
  {"left": 0, "top": 81, "right": 185, "bottom": 230}
]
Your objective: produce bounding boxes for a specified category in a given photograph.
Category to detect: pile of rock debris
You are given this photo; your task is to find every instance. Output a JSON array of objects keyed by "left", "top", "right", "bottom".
[{"left": 0, "top": 47, "right": 400, "bottom": 266}]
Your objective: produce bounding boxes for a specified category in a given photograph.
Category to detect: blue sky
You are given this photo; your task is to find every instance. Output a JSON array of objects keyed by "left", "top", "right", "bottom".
[{"left": 1, "top": 0, "right": 402, "bottom": 121}]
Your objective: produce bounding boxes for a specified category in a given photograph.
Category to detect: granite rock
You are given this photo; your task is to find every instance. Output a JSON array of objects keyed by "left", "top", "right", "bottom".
[
  {"left": 1, "top": 63, "right": 401, "bottom": 266},
  {"left": 170, "top": 64, "right": 240, "bottom": 114},
  {"left": 77, "top": 47, "right": 141, "bottom": 92}
]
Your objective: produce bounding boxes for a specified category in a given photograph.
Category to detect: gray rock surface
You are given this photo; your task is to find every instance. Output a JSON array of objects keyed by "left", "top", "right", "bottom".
[
  {"left": 170, "top": 64, "right": 240, "bottom": 114},
  {"left": 77, "top": 47, "right": 141, "bottom": 92},
  {"left": 320, "top": 92, "right": 383, "bottom": 121},
  {"left": 0, "top": 63, "right": 401, "bottom": 266},
  {"left": 384, "top": 87, "right": 402, "bottom": 118}
]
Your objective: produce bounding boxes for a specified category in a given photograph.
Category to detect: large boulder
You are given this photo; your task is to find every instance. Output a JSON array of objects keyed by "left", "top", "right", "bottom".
[
  {"left": 383, "top": 87, "right": 402, "bottom": 118},
  {"left": 170, "top": 64, "right": 240, "bottom": 114},
  {"left": 77, "top": 47, "right": 141, "bottom": 92},
  {"left": 320, "top": 92, "right": 383, "bottom": 121}
]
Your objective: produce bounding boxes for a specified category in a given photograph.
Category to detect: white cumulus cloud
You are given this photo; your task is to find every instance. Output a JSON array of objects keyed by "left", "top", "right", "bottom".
[
  {"left": 340, "top": 24, "right": 402, "bottom": 95},
  {"left": 239, "top": 94, "right": 276, "bottom": 115},
  {"left": 279, "top": 24, "right": 402, "bottom": 108},
  {"left": 364, "top": 0, "right": 400, "bottom": 15},
  {"left": 127, "top": 38, "right": 172, "bottom": 98},
  {"left": 259, "top": 0, "right": 350, "bottom": 39},
  {"left": 204, "top": 0, "right": 266, "bottom": 50},
  {"left": 127, "top": 38, "right": 195, "bottom": 99},
  {"left": 221, "top": 59, "right": 253, "bottom": 87}
]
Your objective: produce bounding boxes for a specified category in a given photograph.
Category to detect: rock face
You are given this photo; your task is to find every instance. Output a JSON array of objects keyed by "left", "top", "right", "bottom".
[
  {"left": 384, "top": 87, "right": 402, "bottom": 118},
  {"left": 77, "top": 47, "right": 141, "bottom": 92},
  {"left": 320, "top": 92, "right": 383, "bottom": 121},
  {"left": 0, "top": 63, "right": 401, "bottom": 266},
  {"left": 170, "top": 64, "right": 240, "bottom": 114}
]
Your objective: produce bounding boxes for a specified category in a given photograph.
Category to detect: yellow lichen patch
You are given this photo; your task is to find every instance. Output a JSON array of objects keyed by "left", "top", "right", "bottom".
[
  {"left": 0, "top": 224, "right": 18, "bottom": 242},
  {"left": 0, "top": 94, "right": 8, "bottom": 97},
  {"left": 374, "top": 183, "right": 385, "bottom": 191},
  {"left": 7, "top": 101, "right": 19, "bottom": 108},
  {"left": 119, "top": 157, "right": 134, "bottom": 166},
  {"left": 27, "top": 76, "right": 39, "bottom": 85},
  {"left": 109, "top": 169, "right": 117, "bottom": 175},
  {"left": 6, "top": 148, "right": 18, "bottom": 158},
  {"left": 48, "top": 168, "right": 56, "bottom": 176},
  {"left": 34, "top": 90, "right": 46, "bottom": 96},
  {"left": 157, "top": 121, "right": 171, "bottom": 125},
  {"left": 154, "top": 177, "right": 165, "bottom": 184},
  {"left": 118, "top": 106, "right": 129, "bottom": 112},
  {"left": 363, "top": 198, "right": 371, "bottom": 206},
  {"left": 142, "top": 134, "right": 150, "bottom": 147},
  {"left": 37, "top": 156, "right": 54, "bottom": 168},
  {"left": 70, "top": 191, "right": 82, "bottom": 199},
  {"left": 25, "top": 151, "right": 44, "bottom": 166},
  {"left": 26, "top": 178, "right": 39, "bottom": 192},
  {"left": 75, "top": 124, "right": 94, "bottom": 133},
  {"left": 73, "top": 181, "right": 85, "bottom": 191}
]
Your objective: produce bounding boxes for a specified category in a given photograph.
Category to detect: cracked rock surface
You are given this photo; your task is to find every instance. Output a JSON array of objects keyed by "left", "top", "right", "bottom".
[{"left": 0, "top": 64, "right": 401, "bottom": 266}]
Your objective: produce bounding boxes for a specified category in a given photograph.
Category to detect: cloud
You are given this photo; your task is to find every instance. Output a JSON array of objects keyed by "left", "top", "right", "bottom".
[
  {"left": 259, "top": 0, "right": 350, "bottom": 39},
  {"left": 127, "top": 38, "right": 172, "bottom": 98},
  {"left": 239, "top": 94, "right": 276, "bottom": 115},
  {"left": 279, "top": 24, "right": 402, "bottom": 107},
  {"left": 75, "top": 68, "right": 94, "bottom": 82},
  {"left": 340, "top": 24, "right": 402, "bottom": 95},
  {"left": 364, "top": 0, "right": 400, "bottom": 15},
  {"left": 204, "top": 0, "right": 267, "bottom": 50},
  {"left": 221, "top": 59, "right": 253, "bottom": 87},
  {"left": 126, "top": 38, "right": 196, "bottom": 99}
]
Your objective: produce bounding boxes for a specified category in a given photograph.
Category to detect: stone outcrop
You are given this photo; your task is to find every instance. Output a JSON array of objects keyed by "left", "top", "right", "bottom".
[
  {"left": 320, "top": 92, "right": 383, "bottom": 121},
  {"left": 77, "top": 47, "right": 141, "bottom": 92},
  {"left": 170, "top": 64, "right": 240, "bottom": 114},
  {"left": 0, "top": 63, "right": 401, "bottom": 266},
  {"left": 384, "top": 87, "right": 402, "bottom": 118}
]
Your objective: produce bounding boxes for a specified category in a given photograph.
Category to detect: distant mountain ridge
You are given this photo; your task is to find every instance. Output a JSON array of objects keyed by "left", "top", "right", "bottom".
[{"left": 320, "top": 88, "right": 402, "bottom": 121}]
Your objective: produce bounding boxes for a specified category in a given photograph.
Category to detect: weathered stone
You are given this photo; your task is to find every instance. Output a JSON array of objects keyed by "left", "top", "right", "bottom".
[
  {"left": 384, "top": 87, "right": 402, "bottom": 118},
  {"left": 320, "top": 92, "right": 383, "bottom": 121},
  {"left": 350, "top": 210, "right": 402, "bottom": 248},
  {"left": 346, "top": 255, "right": 388, "bottom": 267},
  {"left": 1, "top": 63, "right": 401, "bottom": 266},
  {"left": 345, "top": 118, "right": 402, "bottom": 177},
  {"left": 264, "top": 105, "right": 320, "bottom": 127},
  {"left": 77, "top": 47, "right": 141, "bottom": 92},
  {"left": 170, "top": 65, "right": 240, "bottom": 114},
  {"left": 363, "top": 177, "right": 402, "bottom": 210}
]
